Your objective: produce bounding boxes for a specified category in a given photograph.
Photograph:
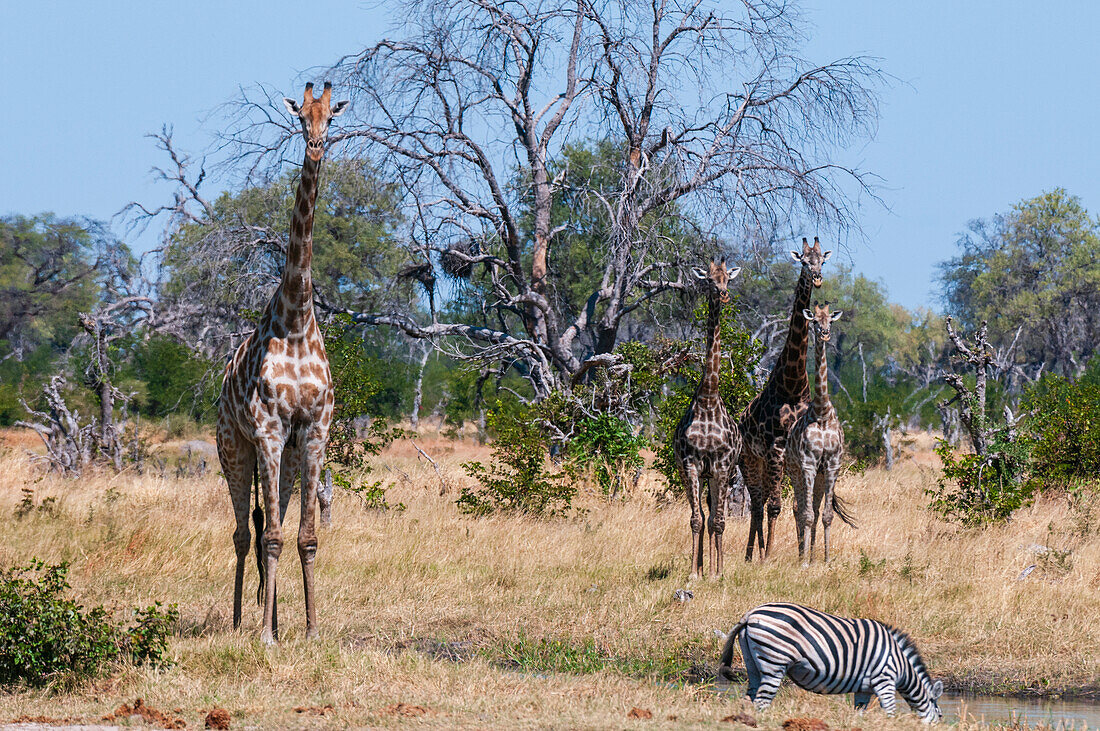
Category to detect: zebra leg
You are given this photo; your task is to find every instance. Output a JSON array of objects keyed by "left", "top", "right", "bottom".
[
  {"left": 742, "top": 632, "right": 784, "bottom": 711},
  {"left": 739, "top": 631, "right": 763, "bottom": 703},
  {"left": 873, "top": 679, "right": 898, "bottom": 716}
]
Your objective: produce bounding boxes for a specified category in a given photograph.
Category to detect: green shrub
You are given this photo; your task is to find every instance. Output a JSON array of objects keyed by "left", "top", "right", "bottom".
[
  {"left": 458, "top": 402, "right": 574, "bottom": 516},
  {"left": 927, "top": 436, "right": 1036, "bottom": 526},
  {"left": 323, "top": 315, "right": 405, "bottom": 510},
  {"left": 1022, "top": 365, "right": 1100, "bottom": 487},
  {"left": 0, "top": 560, "right": 177, "bottom": 687},
  {"left": 564, "top": 414, "right": 646, "bottom": 496}
]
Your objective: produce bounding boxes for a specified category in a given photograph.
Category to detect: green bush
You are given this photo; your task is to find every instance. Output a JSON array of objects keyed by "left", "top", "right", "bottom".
[
  {"left": 459, "top": 402, "right": 574, "bottom": 516},
  {"left": 926, "top": 436, "right": 1036, "bottom": 526},
  {"left": 565, "top": 414, "right": 646, "bottom": 496},
  {"left": 323, "top": 315, "right": 405, "bottom": 510},
  {"left": 1022, "top": 364, "right": 1100, "bottom": 487},
  {"left": 0, "top": 560, "right": 177, "bottom": 687}
]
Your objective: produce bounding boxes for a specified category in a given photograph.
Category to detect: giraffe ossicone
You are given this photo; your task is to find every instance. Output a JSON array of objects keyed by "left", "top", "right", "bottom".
[{"left": 216, "top": 82, "right": 349, "bottom": 644}]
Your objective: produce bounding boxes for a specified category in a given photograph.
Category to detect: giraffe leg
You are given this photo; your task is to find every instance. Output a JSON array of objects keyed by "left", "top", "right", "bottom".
[
  {"left": 217, "top": 419, "right": 256, "bottom": 631},
  {"left": 272, "top": 434, "right": 303, "bottom": 642},
  {"left": 742, "top": 452, "right": 764, "bottom": 562},
  {"left": 787, "top": 448, "right": 813, "bottom": 566},
  {"left": 257, "top": 435, "right": 285, "bottom": 646},
  {"left": 809, "top": 468, "right": 827, "bottom": 558},
  {"left": 819, "top": 455, "right": 842, "bottom": 562},
  {"left": 682, "top": 459, "right": 705, "bottom": 579},
  {"left": 299, "top": 420, "right": 329, "bottom": 639},
  {"left": 763, "top": 445, "right": 784, "bottom": 560},
  {"left": 708, "top": 461, "right": 729, "bottom": 577}
]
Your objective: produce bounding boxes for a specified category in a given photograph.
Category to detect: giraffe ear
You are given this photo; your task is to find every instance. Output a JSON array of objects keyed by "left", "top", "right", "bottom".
[
  {"left": 931, "top": 680, "right": 943, "bottom": 699},
  {"left": 822, "top": 249, "right": 833, "bottom": 261},
  {"left": 331, "top": 100, "right": 350, "bottom": 117},
  {"left": 691, "top": 267, "right": 708, "bottom": 280},
  {"left": 727, "top": 266, "right": 742, "bottom": 280},
  {"left": 801, "top": 308, "right": 813, "bottom": 321},
  {"left": 790, "top": 250, "right": 802, "bottom": 263},
  {"left": 830, "top": 310, "right": 843, "bottom": 321},
  {"left": 284, "top": 97, "right": 302, "bottom": 116}
]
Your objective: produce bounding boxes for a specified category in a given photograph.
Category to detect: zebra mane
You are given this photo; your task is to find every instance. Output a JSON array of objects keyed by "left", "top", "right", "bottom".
[{"left": 886, "top": 625, "right": 932, "bottom": 685}]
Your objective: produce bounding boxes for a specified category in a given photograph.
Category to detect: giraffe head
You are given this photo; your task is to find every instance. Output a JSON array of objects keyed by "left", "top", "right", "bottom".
[
  {"left": 283, "top": 82, "right": 350, "bottom": 161},
  {"left": 692, "top": 259, "right": 741, "bottom": 304},
  {"left": 801, "top": 301, "right": 843, "bottom": 342},
  {"left": 790, "top": 236, "right": 832, "bottom": 288}
]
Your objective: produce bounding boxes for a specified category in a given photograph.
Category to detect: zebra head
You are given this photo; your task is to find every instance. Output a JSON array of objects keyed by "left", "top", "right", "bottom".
[
  {"left": 892, "top": 629, "right": 944, "bottom": 722},
  {"left": 915, "top": 678, "right": 944, "bottom": 723}
]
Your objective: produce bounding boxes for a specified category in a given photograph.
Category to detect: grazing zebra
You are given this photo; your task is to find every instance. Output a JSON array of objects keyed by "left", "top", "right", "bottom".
[{"left": 717, "top": 602, "right": 944, "bottom": 723}]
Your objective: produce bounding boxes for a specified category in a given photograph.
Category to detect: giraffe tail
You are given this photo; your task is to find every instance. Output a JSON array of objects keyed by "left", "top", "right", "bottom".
[
  {"left": 253, "top": 463, "right": 265, "bottom": 605},
  {"left": 832, "top": 492, "right": 858, "bottom": 528}
]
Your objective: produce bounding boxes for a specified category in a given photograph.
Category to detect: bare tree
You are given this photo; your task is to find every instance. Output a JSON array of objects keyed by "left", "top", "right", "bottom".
[
  {"left": 941, "top": 317, "right": 996, "bottom": 456},
  {"left": 213, "top": 0, "right": 880, "bottom": 399}
]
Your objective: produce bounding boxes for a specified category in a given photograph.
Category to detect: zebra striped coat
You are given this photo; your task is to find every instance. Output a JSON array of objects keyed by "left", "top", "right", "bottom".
[{"left": 718, "top": 603, "right": 944, "bottom": 722}]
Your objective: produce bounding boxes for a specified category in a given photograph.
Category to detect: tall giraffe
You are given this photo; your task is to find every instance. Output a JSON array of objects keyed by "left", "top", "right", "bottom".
[
  {"left": 216, "top": 82, "right": 349, "bottom": 644},
  {"left": 786, "top": 302, "right": 856, "bottom": 565},
  {"left": 739, "top": 237, "right": 830, "bottom": 561},
  {"left": 673, "top": 260, "right": 743, "bottom": 578}
]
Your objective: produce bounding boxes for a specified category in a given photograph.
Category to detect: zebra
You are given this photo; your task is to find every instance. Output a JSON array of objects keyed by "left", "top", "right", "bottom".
[{"left": 717, "top": 602, "right": 944, "bottom": 723}]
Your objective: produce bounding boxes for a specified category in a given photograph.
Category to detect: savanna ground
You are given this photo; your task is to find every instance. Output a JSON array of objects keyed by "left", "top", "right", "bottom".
[{"left": 1, "top": 427, "right": 1098, "bottom": 729}]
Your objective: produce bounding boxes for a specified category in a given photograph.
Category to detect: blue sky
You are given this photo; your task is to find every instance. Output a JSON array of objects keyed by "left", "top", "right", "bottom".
[{"left": 2, "top": 1, "right": 1098, "bottom": 310}]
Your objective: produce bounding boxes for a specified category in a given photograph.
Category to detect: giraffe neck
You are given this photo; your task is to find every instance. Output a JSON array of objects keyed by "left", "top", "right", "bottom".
[
  {"left": 772, "top": 267, "right": 813, "bottom": 399},
  {"left": 277, "top": 152, "right": 321, "bottom": 330},
  {"left": 813, "top": 334, "right": 833, "bottom": 417},
  {"left": 699, "top": 290, "right": 723, "bottom": 398}
]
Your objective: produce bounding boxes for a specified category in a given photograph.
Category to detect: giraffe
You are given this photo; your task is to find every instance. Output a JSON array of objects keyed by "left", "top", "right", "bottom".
[
  {"left": 739, "top": 237, "right": 830, "bottom": 561},
  {"left": 673, "top": 260, "right": 743, "bottom": 578},
  {"left": 216, "top": 82, "right": 349, "bottom": 644},
  {"left": 786, "top": 302, "right": 857, "bottom": 565}
]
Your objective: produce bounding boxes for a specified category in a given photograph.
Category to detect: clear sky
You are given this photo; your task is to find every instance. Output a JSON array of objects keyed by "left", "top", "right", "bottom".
[{"left": 2, "top": 1, "right": 1098, "bottom": 311}]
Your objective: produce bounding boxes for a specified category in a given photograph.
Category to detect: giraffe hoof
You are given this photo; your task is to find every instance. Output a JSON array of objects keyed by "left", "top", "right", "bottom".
[{"left": 260, "top": 631, "right": 277, "bottom": 646}]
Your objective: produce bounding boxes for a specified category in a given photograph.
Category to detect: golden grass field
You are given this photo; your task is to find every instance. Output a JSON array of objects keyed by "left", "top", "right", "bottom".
[{"left": 0, "top": 428, "right": 1098, "bottom": 729}]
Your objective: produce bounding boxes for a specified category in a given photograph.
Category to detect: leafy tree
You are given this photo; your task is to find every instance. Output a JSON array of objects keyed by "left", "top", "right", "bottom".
[
  {"left": 941, "top": 189, "right": 1100, "bottom": 378},
  {"left": 0, "top": 214, "right": 135, "bottom": 425},
  {"left": 157, "top": 157, "right": 415, "bottom": 359},
  {"left": 131, "top": 335, "right": 218, "bottom": 420}
]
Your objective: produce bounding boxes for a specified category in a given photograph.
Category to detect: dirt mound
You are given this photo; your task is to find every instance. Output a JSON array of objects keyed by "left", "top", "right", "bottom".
[
  {"left": 102, "top": 698, "right": 185, "bottom": 729},
  {"left": 627, "top": 707, "right": 653, "bottom": 719},
  {"left": 381, "top": 703, "right": 431, "bottom": 717},
  {"left": 292, "top": 705, "right": 334, "bottom": 715},
  {"left": 721, "top": 712, "right": 758, "bottom": 726},
  {"left": 204, "top": 707, "right": 230, "bottom": 729},
  {"left": 782, "top": 718, "right": 828, "bottom": 731}
]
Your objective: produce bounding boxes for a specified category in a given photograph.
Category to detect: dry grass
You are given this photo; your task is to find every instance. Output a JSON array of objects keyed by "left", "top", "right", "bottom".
[{"left": 0, "top": 429, "right": 1098, "bottom": 728}]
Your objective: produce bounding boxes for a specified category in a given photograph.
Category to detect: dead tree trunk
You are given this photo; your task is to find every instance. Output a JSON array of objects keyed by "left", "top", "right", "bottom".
[
  {"left": 941, "top": 317, "right": 994, "bottom": 456},
  {"left": 410, "top": 344, "right": 430, "bottom": 431},
  {"left": 874, "top": 407, "right": 895, "bottom": 470}
]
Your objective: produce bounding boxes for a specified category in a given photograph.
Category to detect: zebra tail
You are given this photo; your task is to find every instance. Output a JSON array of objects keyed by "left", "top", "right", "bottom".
[
  {"left": 833, "top": 492, "right": 858, "bottom": 528},
  {"left": 718, "top": 620, "right": 748, "bottom": 681},
  {"left": 252, "top": 464, "right": 265, "bottom": 605}
]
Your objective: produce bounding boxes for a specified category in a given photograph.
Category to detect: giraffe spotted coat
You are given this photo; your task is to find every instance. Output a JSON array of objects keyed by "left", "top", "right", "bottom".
[{"left": 216, "top": 82, "right": 347, "bottom": 644}]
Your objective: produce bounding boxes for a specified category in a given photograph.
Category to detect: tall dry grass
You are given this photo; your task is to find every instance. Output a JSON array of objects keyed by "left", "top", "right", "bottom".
[{"left": 0, "top": 430, "right": 1097, "bottom": 728}]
